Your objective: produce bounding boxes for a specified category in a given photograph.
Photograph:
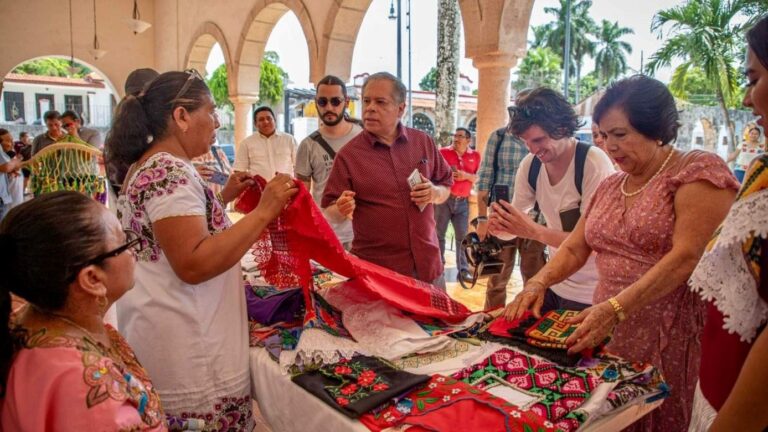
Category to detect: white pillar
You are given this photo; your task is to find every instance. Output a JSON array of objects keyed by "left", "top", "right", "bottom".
[
  {"left": 472, "top": 53, "right": 518, "bottom": 157},
  {"left": 153, "top": 0, "right": 181, "bottom": 72},
  {"left": 231, "top": 96, "right": 258, "bottom": 152}
]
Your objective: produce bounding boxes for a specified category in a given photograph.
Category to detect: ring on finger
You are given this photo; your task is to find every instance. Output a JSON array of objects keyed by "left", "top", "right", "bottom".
[{"left": 285, "top": 181, "right": 293, "bottom": 188}]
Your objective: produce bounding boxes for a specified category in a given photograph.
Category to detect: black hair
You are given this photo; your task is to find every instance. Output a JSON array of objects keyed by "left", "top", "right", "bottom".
[
  {"left": 253, "top": 106, "right": 275, "bottom": 123},
  {"left": 0, "top": 129, "right": 9, "bottom": 138},
  {"left": 747, "top": 15, "right": 768, "bottom": 71},
  {"left": 19, "top": 132, "right": 29, "bottom": 139},
  {"left": 509, "top": 87, "right": 582, "bottom": 139},
  {"left": 455, "top": 127, "right": 472, "bottom": 139},
  {"left": 105, "top": 71, "right": 211, "bottom": 185},
  {"left": 316, "top": 75, "right": 348, "bottom": 98},
  {"left": 593, "top": 75, "right": 680, "bottom": 145},
  {"left": 124, "top": 68, "right": 160, "bottom": 96},
  {"left": 43, "top": 110, "right": 60, "bottom": 122},
  {"left": 60, "top": 110, "right": 81, "bottom": 122},
  {"left": 362, "top": 72, "right": 407, "bottom": 104},
  {"left": 0, "top": 191, "right": 107, "bottom": 388}
]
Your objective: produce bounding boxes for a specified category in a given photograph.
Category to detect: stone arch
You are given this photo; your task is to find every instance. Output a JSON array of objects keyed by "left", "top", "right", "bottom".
[
  {"left": 2, "top": 55, "right": 120, "bottom": 100},
  {"left": 413, "top": 111, "right": 435, "bottom": 136},
  {"left": 184, "top": 22, "right": 233, "bottom": 81},
  {"left": 465, "top": 116, "right": 477, "bottom": 134},
  {"left": 458, "top": 0, "right": 534, "bottom": 60},
  {"left": 233, "top": 1, "right": 319, "bottom": 98},
  {"left": 322, "top": 0, "right": 373, "bottom": 83}
]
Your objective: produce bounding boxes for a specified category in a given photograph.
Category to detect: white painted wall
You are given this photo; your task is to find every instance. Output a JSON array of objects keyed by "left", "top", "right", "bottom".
[{"left": 1, "top": 80, "right": 114, "bottom": 126}]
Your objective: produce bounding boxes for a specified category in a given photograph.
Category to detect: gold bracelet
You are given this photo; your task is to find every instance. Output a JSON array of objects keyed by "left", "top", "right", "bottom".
[
  {"left": 608, "top": 297, "right": 627, "bottom": 322},
  {"left": 215, "top": 191, "right": 225, "bottom": 204}
]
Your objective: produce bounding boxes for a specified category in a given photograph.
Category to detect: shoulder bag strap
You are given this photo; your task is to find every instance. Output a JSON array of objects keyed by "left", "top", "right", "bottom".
[{"left": 310, "top": 131, "right": 336, "bottom": 160}]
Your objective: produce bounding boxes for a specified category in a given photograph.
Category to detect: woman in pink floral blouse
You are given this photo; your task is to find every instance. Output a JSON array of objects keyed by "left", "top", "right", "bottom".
[{"left": 504, "top": 75, "right": 738, "bottom": 431}]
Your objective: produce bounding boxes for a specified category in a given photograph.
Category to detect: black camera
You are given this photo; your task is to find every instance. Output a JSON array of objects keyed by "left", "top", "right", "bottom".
[{"left": 460, "top": 232, "right": 507, "bottom": 289}]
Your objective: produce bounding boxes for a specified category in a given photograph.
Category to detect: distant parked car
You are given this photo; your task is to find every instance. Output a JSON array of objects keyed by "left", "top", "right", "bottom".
[{"left": 216, "top": 144, "right": 235, "bottom": 165}]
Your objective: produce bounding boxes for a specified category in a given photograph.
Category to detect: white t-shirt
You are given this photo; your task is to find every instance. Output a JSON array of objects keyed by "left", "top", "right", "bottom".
[
  {"left": 233, "top": 130, "right": 297, "bottom": 179},
  {"left": 511, "top": 146, "right": 615, "bottom": 304}
]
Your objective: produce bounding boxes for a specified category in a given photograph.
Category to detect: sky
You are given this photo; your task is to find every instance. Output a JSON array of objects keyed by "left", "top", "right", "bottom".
[{"left": 206, "top": 0, "right": 688, "bottom": 91}]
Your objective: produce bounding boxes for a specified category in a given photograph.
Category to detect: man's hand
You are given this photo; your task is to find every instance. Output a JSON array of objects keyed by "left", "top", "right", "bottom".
[
  {"left": 453, "top": 170, "right": 465, "bottom": 181},
  {"left": 410, "top": 174, "right": 447, "bottom": 207},
  {"left": 336, "top": 190, "right": 356, "bottom": 219},
  {"left": 476, "top": 219, "right": 489, "bottom": 241},
  {"left": 488, "top": 200, "right": 539, "bottom": 240}
]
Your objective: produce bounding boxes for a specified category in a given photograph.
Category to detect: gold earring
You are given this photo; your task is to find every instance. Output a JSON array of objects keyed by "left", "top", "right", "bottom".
[{"left": 96, "top": 295, "right": 109, "bottom": 315}]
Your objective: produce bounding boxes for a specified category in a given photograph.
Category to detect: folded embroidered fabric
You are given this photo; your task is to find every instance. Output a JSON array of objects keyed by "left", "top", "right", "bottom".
[
  {"left": 291, "top": 355, "right": 430, "bottom": 419},
  {"left": 359, "top": 375, "right": 556, "bottom": 432}
]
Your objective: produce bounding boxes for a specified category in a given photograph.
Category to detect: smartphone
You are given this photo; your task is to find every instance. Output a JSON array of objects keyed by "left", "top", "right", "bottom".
[
  {"left": 209, "top": 170, "right": 229, "bottom": 185},
  {"left": 493, "top": 184, "right": 510, "bottom": 203}
]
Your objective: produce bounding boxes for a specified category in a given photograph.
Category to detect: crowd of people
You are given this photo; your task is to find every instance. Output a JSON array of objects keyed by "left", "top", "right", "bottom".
[{"left": 0, "top": 14, "right": 766, "bottom": 432}]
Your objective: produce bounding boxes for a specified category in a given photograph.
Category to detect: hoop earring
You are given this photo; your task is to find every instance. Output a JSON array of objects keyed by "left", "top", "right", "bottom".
[{"left": 96, "top": 295, "right": 109, "bottom": 315}]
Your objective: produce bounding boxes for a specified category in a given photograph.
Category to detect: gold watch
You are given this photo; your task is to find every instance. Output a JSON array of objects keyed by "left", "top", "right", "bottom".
[{"left": 608, "top": 297, "right": 627, "bottom": 322}]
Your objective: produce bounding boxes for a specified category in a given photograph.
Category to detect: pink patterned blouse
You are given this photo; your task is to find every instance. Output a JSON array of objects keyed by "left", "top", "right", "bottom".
[{"left": 583, "top": 150, "right": 738, "bottom": 432}]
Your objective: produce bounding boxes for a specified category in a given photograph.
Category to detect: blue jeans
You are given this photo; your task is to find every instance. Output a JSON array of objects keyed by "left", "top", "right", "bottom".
[{"left": 434, "top": 195, "right": 470, "bottom": 273}]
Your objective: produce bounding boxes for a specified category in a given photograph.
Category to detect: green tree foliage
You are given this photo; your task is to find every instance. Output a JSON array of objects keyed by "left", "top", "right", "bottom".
[
  {"left": 647, "top": 0, "right": 758, "bottom": 147},
  {"left": 419, "top": 67, "right": 438, "bottom": 92},
  {"left": 594, "top": 20, "right": 634, "bottom": 85},
  {"left": 259, "top": 51, "right": 288, "bottom": 106},
  {"left": 207, "top": 64, "right": 232, "bottom": 109},
  {"left": 13, "top": 58, "right": 92, "bottom": 78},
  {"left": 669, "top": 66, "right": 745, "bottom": 108},
  {"left": 513, "top": 47, "right": 562, "bottom": 91},
  {"left": 577, "top": 71, "right": 599, "bottom": 101}
]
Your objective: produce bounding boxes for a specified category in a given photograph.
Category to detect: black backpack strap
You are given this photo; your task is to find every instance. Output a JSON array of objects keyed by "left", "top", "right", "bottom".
[
  {"left": 527, "top": 155, "right": 542, "bottom": 215},
  {"left": 488, "top": 128, "right": 506, "bottom": 204},
  {"left": 574, "top": 141, "right": 591, "bottom": 196},
  {"left": 310, "top": 131, "right": 336, "bottom": 159}
]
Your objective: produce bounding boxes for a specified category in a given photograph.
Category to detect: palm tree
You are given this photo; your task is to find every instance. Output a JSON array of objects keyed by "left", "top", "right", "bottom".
[
  {"left": 594, "top": 20, "right": 634, "bottom": 85},
  {"left": 647, "top": 0, "right": 758, "bottom": 148},
  {"left": 514, "top": 47, "right": 563, "bottom": 91},
  {"left": 540, "top": 0, "right": 597, "bottom": 101}
]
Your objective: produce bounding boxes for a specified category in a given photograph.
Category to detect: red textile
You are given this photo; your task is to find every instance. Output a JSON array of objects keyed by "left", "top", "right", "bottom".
[
  {"left": 359, "top": 375, "right": 555, "bottom": 432},
  {"left": 440, "top": 146, "right": 481, "bottom": 197},
  {"left": 235, "top": 177, "right": 471, "bottom": 323}
]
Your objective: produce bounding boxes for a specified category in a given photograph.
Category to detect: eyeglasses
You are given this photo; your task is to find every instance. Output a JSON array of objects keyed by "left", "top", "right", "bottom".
[
  {"left": 453, "top": 134, "right": 469, "bottom": 139},
  {"left": 316, "top": 97, "right": 344, "bottom": 108},
  {"left": 66, "top": 230, "right": 150, "bottom": 282},
  {"left": 170, "top": 69, "right": 204, "bottom": 104}
]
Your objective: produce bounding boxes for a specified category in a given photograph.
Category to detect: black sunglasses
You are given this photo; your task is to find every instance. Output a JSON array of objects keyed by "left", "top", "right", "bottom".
[
  {"left": 170, "top": 69, "right": 204, "bottom": 104},
  {"left": 316, "top": 97, "right": 344, "bottom": 108}
]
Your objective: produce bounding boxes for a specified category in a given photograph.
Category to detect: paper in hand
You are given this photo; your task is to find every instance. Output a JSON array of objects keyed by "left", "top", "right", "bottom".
[{"left": 407, "top": 168, "right": 428, "bottom": 212}]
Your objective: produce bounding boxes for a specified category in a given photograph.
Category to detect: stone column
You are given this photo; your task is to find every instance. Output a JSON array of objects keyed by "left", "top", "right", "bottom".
[
  {"left": 231, "top": 96, "right": 258, "bottom": 151},
  {"left": 153, "top": 0, "right": 181, "bottom": 72},
  {"left": 472, "top": 53, "right": 518, "bottom": 157}
]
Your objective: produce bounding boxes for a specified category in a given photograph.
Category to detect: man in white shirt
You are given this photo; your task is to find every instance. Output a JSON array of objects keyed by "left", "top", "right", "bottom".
[
  {"left": 295, "top": 75, "right": 362, "bottom": 249},
  {"left": 233, "top": 106, "right": 297, "bottom": 180},
  {"left": 489, "top": 87, "right": 615, "bottom": 314}
]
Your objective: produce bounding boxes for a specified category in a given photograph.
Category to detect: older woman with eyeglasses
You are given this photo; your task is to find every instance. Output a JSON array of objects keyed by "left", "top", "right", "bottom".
[
  {"left": 0, "top": 191, "right": 166, "bottom": 431},
  {"left": 105, "top": 70, "right": 297, "bottom": 430}
]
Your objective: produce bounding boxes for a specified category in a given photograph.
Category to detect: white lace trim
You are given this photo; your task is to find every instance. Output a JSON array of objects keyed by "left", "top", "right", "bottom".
[
  {"left": 277, "top": 327, "right": 364, "bottom": 374},
  {"left": 688, "top": 381, "right": 717, "bottom": 432},
  {"left": 689, "top": 190, "right": 768, "bottom": 342}
]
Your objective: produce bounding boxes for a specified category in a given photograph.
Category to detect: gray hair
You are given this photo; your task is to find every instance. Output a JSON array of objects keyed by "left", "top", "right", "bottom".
[{"left": 362, "top": 72, "right": 407, "bottom": 104}]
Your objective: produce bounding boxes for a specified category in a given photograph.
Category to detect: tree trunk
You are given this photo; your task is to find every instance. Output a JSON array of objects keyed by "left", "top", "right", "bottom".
[
  {"left": 716, "top": 84, "right": 736, "bottom": 154},
  {"left": 434, "top": 0, "right": 460, "bottom": 147}
]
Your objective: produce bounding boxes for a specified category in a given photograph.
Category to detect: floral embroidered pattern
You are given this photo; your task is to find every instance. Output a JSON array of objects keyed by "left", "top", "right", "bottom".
[
  {"left": 359, "top": 375, "right": 556, "bottom": 432},
  {"left": 319, "top": 358, "right": 391, "bottom": 407},
  {"left": 174, "top": 394, "right": 253, "bottom": 432},
  {"left": 117, "top": 152, "right": 230, "bottom": 262},
  {"left": 14, "top": 324, "right": 164, "bottom": 428}
]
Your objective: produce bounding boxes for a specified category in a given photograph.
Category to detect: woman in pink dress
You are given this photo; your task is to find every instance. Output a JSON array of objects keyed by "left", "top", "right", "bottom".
[
  {"left": 0, "top": 191, "right": 166, "bottom": 431},
  {"left": 504, "top": 75, "right": 738, "bottom": 431}
]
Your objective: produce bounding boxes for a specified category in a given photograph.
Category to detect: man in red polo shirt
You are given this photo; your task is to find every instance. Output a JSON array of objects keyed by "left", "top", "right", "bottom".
[
  {"left": 436, "top": 127, "right": 480, "bottom": 284},
  {"left": 321, "top": 72, "right": 453, "bottom": 289}
]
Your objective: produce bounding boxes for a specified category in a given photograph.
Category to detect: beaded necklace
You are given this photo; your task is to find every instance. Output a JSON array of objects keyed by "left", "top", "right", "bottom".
[{"left": 620, "top": 147, "right": 675, "bottom": 197}]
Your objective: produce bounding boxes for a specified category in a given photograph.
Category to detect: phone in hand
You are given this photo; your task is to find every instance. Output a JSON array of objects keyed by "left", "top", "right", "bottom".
[
  {"left": 493, "top": 184, "right": 510, "bottom": 204},
  {"left": 208, "top": 170, "right": 229, "bottom": 185}
]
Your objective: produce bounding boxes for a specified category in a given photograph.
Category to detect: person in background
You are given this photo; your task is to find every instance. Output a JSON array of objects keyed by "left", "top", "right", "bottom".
[
  {"left": 0, "top": 130, "right": 23, "bottom": 210},
  {"left": 730, "top": 125, "right": 765, "bottom": 182},
  {"left": 688, "top": 15, "right": 768, "bottom": 431},
  {"left": 322, "top": 72, "right": 453, "bottom": 288},
  {"left": 295, "top": 75, "right": 362, "bottom": 250},
  {"left": 31, "top": 110, "right": 64, "bottom": 155},
  {"left": 0, "top": 131, "right": 21, "bottom": 221},
  {"left": 435, "top": 127, "right": 480, "bottom": 284},
  {"left": 504, "top": 75, "right": 737, "bottom": 431},
  {"left": 0, "top": 191, "right": 166, "bottom": 431},
  {"left": 105, "top": 70, "right": 296, "bottom": 430},
  {"left": 61, "top": 110, "right": 102, "bottom": 148},
  {"left": 13, "top": 132, "right": 31, "bottom": 192},
  {"left": 233, "top": 106, "right": 297, "bottom": 180},
  {"left": 192, "top": 144, "right": 233, "bottom": 198}
]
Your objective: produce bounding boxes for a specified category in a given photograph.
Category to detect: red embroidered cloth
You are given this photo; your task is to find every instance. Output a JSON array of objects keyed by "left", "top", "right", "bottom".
[{"left": 236, "top": 178, "right": 471, "bottom": 324}]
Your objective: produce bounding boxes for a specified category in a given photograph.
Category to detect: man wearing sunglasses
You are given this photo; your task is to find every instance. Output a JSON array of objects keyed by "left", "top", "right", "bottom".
[
  {"left": 61, "top": 110, "right": 102, "bottom": 148},
  {"left": 295, "top": 75, "right": 362, "bottom": 250},
  {"left": 233, "top": 106, "right": 297, "bottom": 180}
]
